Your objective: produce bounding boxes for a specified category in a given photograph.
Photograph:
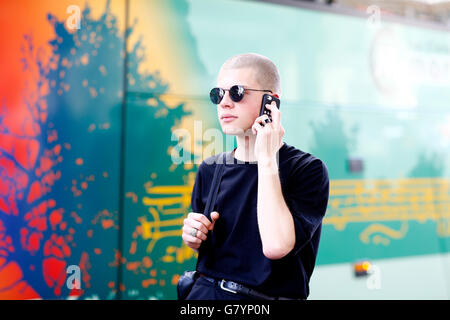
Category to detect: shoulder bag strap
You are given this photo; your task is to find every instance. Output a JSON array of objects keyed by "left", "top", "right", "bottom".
[
  {"left": 195, "top": 152, "right": 228, "bottom": 268},
  {"left": 203, "top": 152, "right": 226, "bottom": 221}
]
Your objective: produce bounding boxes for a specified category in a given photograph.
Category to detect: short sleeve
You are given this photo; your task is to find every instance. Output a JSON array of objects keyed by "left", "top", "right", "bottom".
[
  {"left": 191, "top": 163, "right": 205, "bottom": 214},
  {"left": 284, "top": 158, "right": 330, "bottom": 256}
]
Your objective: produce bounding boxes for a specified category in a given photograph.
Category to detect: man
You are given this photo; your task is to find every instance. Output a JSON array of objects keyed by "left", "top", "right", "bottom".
[{"left": 181, "top": 53, "right": 329, "bottom": 300}]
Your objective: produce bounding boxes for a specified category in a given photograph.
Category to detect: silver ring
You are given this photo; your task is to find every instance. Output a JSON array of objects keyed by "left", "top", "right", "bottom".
[{"left": 190, "top": 227, "right": 198, "bottom": 237}]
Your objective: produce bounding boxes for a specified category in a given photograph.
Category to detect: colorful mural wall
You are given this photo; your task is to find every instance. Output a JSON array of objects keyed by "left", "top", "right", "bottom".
[{"left": 0, "top": 0, "right": 449, "bottom": 299}]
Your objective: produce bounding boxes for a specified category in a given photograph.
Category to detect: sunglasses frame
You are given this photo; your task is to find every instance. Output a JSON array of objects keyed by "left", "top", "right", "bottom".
[{"left": 210, "top": 85, "right": 272, "bottom": 104}]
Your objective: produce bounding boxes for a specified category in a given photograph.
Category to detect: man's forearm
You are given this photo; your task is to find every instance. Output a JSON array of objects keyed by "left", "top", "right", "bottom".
[{"left": 257, "top": 157, "right": 295, "bottom": 260}]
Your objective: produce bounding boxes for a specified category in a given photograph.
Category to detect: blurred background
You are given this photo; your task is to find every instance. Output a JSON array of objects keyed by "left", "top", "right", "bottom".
[{"left": 0, "top": 0, "right": 449, "bottom": 299}]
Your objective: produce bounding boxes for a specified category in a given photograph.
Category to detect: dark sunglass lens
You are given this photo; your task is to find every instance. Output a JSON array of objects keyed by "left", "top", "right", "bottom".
[
  {"left": 229, "top": 85, "right": 244, "bottom": 102},
  {"left": 210, "top": 88, "right": 223, "bottom": 104}
]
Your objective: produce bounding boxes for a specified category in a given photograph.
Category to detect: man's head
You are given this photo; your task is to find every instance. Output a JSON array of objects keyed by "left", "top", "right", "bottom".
[{"left": 215, "top": 53, "right": 281, "bottom": 135}]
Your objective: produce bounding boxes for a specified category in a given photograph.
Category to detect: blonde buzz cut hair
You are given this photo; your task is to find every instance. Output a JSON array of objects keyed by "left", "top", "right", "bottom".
[{"left": 220, "top": 53, "right": 282, "bottom": 96}]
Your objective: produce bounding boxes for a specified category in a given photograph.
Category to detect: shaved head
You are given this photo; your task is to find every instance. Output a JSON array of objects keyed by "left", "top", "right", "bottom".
[{"left": 219, "top": 53, "right": 281, "bottom": 96}]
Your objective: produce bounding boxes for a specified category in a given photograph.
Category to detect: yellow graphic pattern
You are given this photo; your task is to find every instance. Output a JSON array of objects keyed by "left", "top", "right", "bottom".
[
  {"left": 138, "top": 177, "right": 450, "bottom": 258},
  {"left": 325, "top": 178, "right": 450, "bottom": 245},
  {"left": 139, "top": 173, "right": 197, "bottom": 263}
]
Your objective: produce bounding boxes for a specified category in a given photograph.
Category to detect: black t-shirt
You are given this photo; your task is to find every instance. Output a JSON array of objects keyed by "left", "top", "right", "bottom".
[{"left": 190, "top": 142, "right": 329, "bottom": 299}]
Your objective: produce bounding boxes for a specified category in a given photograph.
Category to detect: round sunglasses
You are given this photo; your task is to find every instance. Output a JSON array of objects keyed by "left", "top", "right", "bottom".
[{"left": 210, "top": 85, "right": 272, "bottom": 104}]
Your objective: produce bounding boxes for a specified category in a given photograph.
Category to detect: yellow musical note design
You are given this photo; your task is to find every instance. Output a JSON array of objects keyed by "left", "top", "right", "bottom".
[
  {"left": 139, "top": 210, "right": 184, "bottom": 254},
  {"left": 324, "top": 177, "right": 450, "bottom": 244},
  {"left": 139, "top": 173, "right": 196, "bottom": 257},
  {"left": 360, "top": 221, "right": 409, "bottom": 245},
  {"left": 161, "top": 244, "right": 197, "bottom": 264},
  {"left": 138, "top": 175, "right": 449, "bottom": 257}
]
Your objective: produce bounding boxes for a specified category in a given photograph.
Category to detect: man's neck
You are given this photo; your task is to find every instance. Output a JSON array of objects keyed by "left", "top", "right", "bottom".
[
  {"left": 234, "top": 135, "right": 284, "bottom": 162},
  {"left": 234, "top": 134, "right": 257, "bottom": 162}
]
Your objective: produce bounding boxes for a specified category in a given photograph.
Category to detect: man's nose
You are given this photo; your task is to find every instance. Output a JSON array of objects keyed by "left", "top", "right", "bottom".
[{"left": 218, "top": 91, "right": 234, "bottom": 109}]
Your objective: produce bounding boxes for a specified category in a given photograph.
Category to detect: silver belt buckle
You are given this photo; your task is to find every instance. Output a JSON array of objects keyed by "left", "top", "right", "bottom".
[{"left": 220, "top": 279, "right": 237, "bottom": 294}]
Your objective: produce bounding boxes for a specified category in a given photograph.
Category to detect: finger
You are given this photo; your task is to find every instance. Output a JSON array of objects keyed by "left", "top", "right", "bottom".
[
  {"left": 182, "top": 232, "right": 202, "bottom": 244},
  {"left": 264, "top": 101, "right": 278, "bottom": 111},
  {"left": 253, "top": 116, "right": 270, "bottom": 132},
  {"left": 211, "top": 211, "right": 220, "bottom": 221},
  {"left": 255, "top": 114, "right": 271, "bottom": 124},
  {"left": 193, "top": 212, "right": 213, "bottom": 229},
  {"left": 189, "top": 212, "right": 212, "bottom": 229},
  {"left": 252, "top": 122, "right": 262, "bottom": 135},
  {"left": 209, "top": 211, "right": 220, "bottom": 230},
  {"left": 186, "top": 241, "right": 200, "bottom": 249},
  {"left": 198, "top": 232, "right": 207, "bottom": 241},
  {"left": 261, "top": 114, "right": 274, "bottom": 127},
  {"left": 183, "top": 224, "right": 208, "bottom": 240},
  {"left": 184, "top": 238, "right": 201, "bottom": 249},
  {"left": 253, "top": 117, "right": 271, "bottom": 132},
  {"left": 184, "top": 218, "right": 209, "bottom": 235},
  {"left": 265, "top": 102, "right": 280, "bottom": 127},
  {"left": 252, "top": 120, "right": 268, "bottom": 134}
]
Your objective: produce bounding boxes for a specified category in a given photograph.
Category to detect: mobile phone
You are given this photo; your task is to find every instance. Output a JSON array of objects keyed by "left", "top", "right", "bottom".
[{"left": 259, "top": 94, "right": 280, "bottom": 126}]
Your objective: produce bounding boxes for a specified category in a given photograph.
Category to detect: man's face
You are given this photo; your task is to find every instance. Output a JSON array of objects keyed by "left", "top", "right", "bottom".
[{"left": 216, "top": 67, "right": 265, "bottom": 136}]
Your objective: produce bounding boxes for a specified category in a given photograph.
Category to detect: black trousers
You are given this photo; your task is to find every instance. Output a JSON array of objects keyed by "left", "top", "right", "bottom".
[{"left": 185, "top": 276, "right": 257, "bottom": 300}]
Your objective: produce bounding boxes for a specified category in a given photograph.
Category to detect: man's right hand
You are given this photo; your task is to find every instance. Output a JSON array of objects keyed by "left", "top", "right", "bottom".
[{"left": 182, "top": 211, "right": 220, "bottom": 251}]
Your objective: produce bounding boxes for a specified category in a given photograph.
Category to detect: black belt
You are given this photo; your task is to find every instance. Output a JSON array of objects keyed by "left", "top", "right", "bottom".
[{"left": 199, "top": 274, "right": 303, "bottom": 301}]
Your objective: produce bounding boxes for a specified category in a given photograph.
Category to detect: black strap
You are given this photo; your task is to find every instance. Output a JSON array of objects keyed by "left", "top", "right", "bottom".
[
  {"left": 191, "top": 153, "right": 227, "bottom": 278},
  {"left": 195, "top": 153, "right": 227, "bottom": 259},
  {"left": 203, "top": 152, "right": 226, "bottom": 221}
]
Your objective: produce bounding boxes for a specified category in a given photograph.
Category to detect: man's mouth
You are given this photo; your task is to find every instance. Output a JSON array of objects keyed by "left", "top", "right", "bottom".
[
  {"left": 221, "top": 114, "right": 238, "bottom": 123},
  {"left": 222, "top": 116, "right": 237, "bottom": 122},
  {"left": 221, "top": 114, "right": 238, "bottom": 119}
]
